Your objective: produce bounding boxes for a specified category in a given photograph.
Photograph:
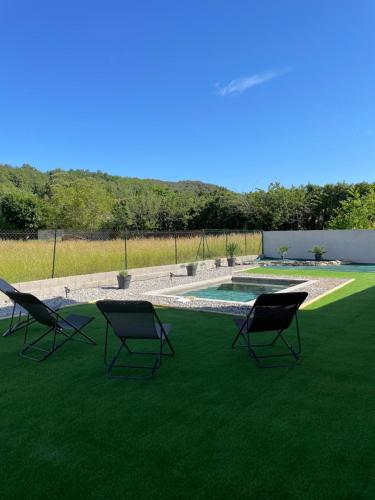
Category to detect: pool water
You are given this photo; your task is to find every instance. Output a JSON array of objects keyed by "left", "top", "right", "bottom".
[
  {"left": 182, "top": 281, "right": 294, "bottom": 302},
  {"left": 264, "top": 264, "right": 375, "bottom": 273}
]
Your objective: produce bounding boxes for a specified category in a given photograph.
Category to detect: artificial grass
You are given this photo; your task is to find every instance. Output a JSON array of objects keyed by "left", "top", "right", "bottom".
[{"left": 0, "top": 270, "right": 374, "bottom": 499}]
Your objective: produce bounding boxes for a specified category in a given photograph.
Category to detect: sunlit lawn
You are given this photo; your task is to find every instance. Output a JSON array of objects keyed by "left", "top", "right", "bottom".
[{"left": 0, "top": 268, "right": 374, "bottom": 499}]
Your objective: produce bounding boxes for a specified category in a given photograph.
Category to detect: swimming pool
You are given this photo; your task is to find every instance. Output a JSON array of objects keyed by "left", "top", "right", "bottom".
[{"left": 180, "top": 277, "right": 305, "bottom": 303}]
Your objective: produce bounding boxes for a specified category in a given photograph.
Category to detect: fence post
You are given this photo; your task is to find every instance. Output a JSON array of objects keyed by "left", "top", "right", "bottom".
[
  {"left": 202, "top": 230, "right": 205, "bottom": 260},
  {"left": 174, "top": 233, "right": 178, "bottom": 264},
  {"left": 245, "top": 231, "right": 247, "bottom": 256},
  {"left": 51, "top": 228, "right": 57, "bottom": 278},
  {"left": 124, "top": 230, "right": 128, "bottom": 270},
  {"left": 225, "top": 230, "right": 228, "bottom": 256}
]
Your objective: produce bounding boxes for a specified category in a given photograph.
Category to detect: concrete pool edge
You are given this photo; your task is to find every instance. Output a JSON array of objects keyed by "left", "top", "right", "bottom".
[
  {"left": 68, "top": 270, "right": 355, "bottom": 317},
  {"left": 0, "top": 266, "right": 355, "bottom": 320},
  {"left": 145, "top": 274, "right": 316, "bottom": 307}
]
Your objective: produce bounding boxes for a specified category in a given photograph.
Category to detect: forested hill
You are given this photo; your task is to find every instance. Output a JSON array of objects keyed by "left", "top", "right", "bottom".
[
  {"left": 0, "top": 163, "right": 222, "bottom": 196},
  {"left": 0, "top": 163, "right": 374, "bottom": 231}
]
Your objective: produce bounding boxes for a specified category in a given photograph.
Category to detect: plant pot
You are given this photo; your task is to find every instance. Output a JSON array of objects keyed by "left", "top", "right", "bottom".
[
  {"left": 314, "top": 254, "right": 323, "bottom": 261},
  {"left": 227, "top": 257, "right": 236, "bottom": 267},
  {"left": 117, "top": 274, "right": 132, "bottom": 289},
  {"left": 214, "top": 259, "right": 221, "bottom": 268},
  {"left": 186, "top": 264, "right": 198, "bottom": 276}
]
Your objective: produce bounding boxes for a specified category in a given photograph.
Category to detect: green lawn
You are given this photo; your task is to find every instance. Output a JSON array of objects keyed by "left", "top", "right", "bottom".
[{"left": 0, "top": 268, "right": 374, "bottom": 499}]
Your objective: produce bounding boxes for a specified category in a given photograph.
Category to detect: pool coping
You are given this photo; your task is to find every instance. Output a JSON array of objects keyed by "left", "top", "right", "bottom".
[
  {"left": 0, "top": 265, "right": 356, "bottom": 320},
  {"left": 145, "top": 274, "right": 317, "bottom": 306}
]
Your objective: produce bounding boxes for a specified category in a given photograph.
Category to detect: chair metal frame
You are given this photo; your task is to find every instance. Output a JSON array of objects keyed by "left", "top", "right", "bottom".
[
  {"left": 232, "top": 292, "right": 308, "bottom": 368},
  {"left": 97, "top": 300, "right": 175, "bottom": 381},
  {"left": 6, "top": 291, "right": 96, "bottom": 362},
  {"left": 0, "top": 279, "right": 34, "bottom": 337}
]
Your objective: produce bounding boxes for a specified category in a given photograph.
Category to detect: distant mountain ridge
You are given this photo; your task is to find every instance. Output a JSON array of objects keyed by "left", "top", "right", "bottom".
[{"left": 0, "top": 163, "right": 229, "bottom": 195}]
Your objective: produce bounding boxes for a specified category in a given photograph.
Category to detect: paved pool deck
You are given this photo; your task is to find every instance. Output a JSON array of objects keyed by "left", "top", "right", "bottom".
[
  {"left": 66, "top": 266, "right": 351, "bottom": 316},
  {"left": 0, "top": 263, "right": 352, "bottom": 318}
]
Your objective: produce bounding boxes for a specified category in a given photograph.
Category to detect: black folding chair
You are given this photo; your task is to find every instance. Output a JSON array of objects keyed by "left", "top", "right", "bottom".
[
  {"left": 232, "top": 292, "right": 308, "bottom": 367},
  {"left": 0, "top": 279, "right": 34, "bottom": 337},
  {"left": 6, "top": 291, "right": 96, "bottom": 361},
  {"left": 96, "top": 300, "right": 175, "bottom": 380}
]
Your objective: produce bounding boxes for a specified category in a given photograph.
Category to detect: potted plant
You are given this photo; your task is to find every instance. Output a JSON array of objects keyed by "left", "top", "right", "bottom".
[
  {"left": 214, "top": 258, "right": 222, "bottom": 268},
  {"left": 309, "top": 245, "right": 327, "bottom": 261},
  {"left": 277, "top": 245, "right": 289, "bottom": 260},
  {"left": 226, "top": 242, "right": 239, "bottom": 267},
  {"left": 186, "top": 262, "right": 198, "bottom": 276},
  {"left": 117, "top": 270, "right": 132, "bottom": 289}
]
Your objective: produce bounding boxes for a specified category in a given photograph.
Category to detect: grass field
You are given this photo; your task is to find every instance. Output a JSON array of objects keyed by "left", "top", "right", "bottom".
[
  {"left": 0, "top": 232, "right": 261, "bottom": 283},
  {"left": 0, "top": 267, "right": 374, "bottom": 499}
]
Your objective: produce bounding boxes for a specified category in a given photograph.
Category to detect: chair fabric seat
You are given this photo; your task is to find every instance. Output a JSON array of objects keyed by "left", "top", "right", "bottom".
[
  {"left": 155, "top": 323, "right": 171, "bottom": 338},
  {"left": 57, "top": 314, "right": 94, "bottom": 330},
  {"left": 96, "top": 299, "right": 175, "bottom": 380},
  {"left": 234, "top": 317, "right": 253, "bottom": 332},
  {"left": 0, "top": 278, "right": 18, "bottom": 295},
  {"left": 14, "top": 305, "right": 27, "bottom": 314}
]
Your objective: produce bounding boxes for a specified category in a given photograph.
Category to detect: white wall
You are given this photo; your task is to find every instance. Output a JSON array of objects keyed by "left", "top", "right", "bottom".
[{"left": 263, "top": 230, "right": 375, "bottom": 263}]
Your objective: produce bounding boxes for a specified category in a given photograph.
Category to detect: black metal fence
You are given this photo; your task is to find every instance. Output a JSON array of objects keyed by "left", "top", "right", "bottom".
[{"left": 0, "top": 229, "right": 263, "bottom": 283}]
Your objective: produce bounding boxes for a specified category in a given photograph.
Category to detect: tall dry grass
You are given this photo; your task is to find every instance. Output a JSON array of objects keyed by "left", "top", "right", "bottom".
[{"left": 0, "top": 232, "right": 261, "bottom": 283}]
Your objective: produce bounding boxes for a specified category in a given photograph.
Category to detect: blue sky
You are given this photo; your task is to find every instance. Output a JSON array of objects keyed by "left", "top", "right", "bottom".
[{"left": 0, "top": 0, "right": 374, "bottom": 191}]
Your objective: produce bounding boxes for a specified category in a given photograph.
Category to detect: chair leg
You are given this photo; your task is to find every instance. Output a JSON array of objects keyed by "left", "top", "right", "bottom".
[
  {"left": 2, "top": 303, "right": 16, "bottom": 337},
  {"left": 105, "top": 337, "right": 171, "bottom": 381},
  {"left": 251, "top": 331, "right": 283, "bottom": 348},
  {"left": 2, "top": 305, "right": 28, "bottom": 337},
  {"left": 163, "top": 333, "right": 175, "bottom": 356},
  {"left": 245, "top": 332, "right": 259, "bottom": 364},
  {"left": 278, "top": 333, "right": 299, "bottom": 359},
  {"left": 106, "top": 341, "right": 125, "bottom": 373},
  {"left": 3, "top": 312, "right": 34, "bottom": 338},
  {"left": 67, "top": 327, "right": 96, "bottom": 345},
  {"left": 20, "top": 324, "right": 57, "bottom": 361},
  {"left": 232, "top": 329, "right": 248, "bottom": 349},
  {"left": 122, "top": 335, "right": 174, "bottom": 357},
  {"left": 245, "top": 326, "right": 302, "bottom": 368},
  {"left": 20, "top": 323, "right": 92, "bottom": 362}
]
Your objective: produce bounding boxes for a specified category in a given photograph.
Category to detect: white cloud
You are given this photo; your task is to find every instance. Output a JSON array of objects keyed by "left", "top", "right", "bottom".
[{"left": 216, "top": 68, "right": 290, "bottom": 96}]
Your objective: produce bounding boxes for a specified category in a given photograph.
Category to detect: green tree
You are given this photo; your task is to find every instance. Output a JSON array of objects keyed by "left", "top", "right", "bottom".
[
  {"left": 109, "top": 199, "right": 133, "bottom": 230},
  {"left": 2, "top": 162, "right": 375, "bottom": 232},
  {"left": 243, "top": 183, "right": 306, "bottom": 230},
  {"left": 328, "top": 189, "right": 375, "bottom": 229},
  {"left": 156, "top": 189, "right": 196, "bottom": 230},
  {"left": 305, "top": 183, "right": 352, "bottom": 229},
  {"left": 45, "top": 178, "right": 113, "bottom": 229},
  {"left": 124, "top": 188, "right": 163, "bottom": 230},
  {"left": 0, "top": 191, "right": 45, "bottom": 229},
  {"left": 193, "top": 189, "right": 245, "bottom": 229},
  {"left": 108, "top": 187, "right": 198, "bottom": 231}
]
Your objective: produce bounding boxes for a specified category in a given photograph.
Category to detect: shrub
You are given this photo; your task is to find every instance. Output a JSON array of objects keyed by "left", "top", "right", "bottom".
[
  {"left": 277, "top": 245, "right": 289, "bottom": 259},
  {"left": 226, "top": 242, "right": 239, "bottom": 258},
  {"left": 309, "top": 245, "right": 327, "bottom": 257}
]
